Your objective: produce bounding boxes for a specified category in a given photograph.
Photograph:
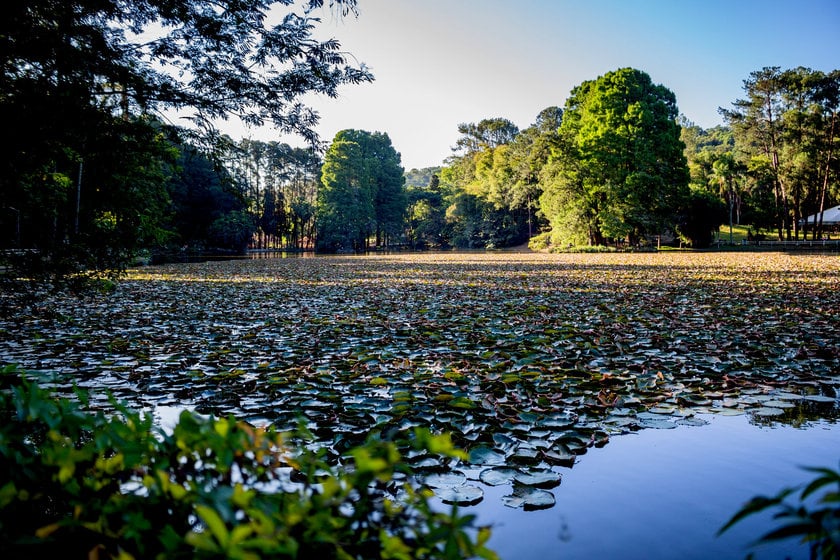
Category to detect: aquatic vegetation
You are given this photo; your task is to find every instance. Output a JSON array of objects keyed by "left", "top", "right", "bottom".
[{"left": 0, "top": 252, "right": 837, "bottom": 511}]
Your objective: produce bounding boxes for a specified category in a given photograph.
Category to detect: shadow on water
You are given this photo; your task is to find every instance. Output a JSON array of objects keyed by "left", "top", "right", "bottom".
[{"left": 149, "top": 249, "right": 316, "bottom": 265}]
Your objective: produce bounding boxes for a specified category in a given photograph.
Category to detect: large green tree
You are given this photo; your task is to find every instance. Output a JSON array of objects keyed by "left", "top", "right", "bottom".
[
  {"left": 316, "top": 130, "right": 406, "bottom": 252},
  {"left": 540, "top": 68, "right": 690, "bottom": 246},
  {"left": 404, "top": 173, "right": 447, "bottom": 249},
  {"left": 0, "top": 0, "right": 369, "bottom": 282}
]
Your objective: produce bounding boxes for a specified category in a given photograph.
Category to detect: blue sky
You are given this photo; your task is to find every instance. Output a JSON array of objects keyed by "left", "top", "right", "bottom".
[{"left": 235, "top": 0, "right": 840, "bottom": 170}]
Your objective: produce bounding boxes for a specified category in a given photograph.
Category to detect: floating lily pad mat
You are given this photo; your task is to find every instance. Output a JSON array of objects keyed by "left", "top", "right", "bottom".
[{"left": 1, "top": 252, "right": 838, "bottom": 509}]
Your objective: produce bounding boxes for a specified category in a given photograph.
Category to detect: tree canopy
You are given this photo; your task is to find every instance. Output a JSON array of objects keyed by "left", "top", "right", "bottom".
[
  {"left": 3, "top": 2, "right": 836, "bottom": 274},
  {"left": 721, "top": 66, "right": 840, "bottom": 240},
  {"left": 0, "top": 0, "right": 370, "bottom": 282},
  {"left": 316, "top": 130, "right": 406, "bottom": 252},
  {"left": 1, "top": 0, "right": 371, "bottom": 144},
  {"left": 540, "top": 68, "right": 690, "bottom": 246}
]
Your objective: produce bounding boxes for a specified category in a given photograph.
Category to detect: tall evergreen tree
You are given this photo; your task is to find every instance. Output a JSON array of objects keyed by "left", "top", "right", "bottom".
[{"left": 316, "top": 130, "right": 406, "bottom": 252}]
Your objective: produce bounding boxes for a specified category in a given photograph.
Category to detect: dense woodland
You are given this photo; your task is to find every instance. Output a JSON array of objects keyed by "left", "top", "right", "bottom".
[{"left": 1, "top": 1, "right": 839, "bottom": 284}]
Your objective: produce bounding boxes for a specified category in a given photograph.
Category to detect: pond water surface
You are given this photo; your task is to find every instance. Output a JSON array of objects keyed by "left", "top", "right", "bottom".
[
  {"left": 1, "top": 252, "right": 838, "bottom": 559},
  {"left": 472, "top": 413, "right": 839, "bottom": 560}
]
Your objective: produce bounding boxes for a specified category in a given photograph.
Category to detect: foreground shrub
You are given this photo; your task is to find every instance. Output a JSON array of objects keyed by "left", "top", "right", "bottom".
[
  {"left": 719, "top": 464, "right": 840, "bottom": 560},
  {"left": 0, "top": 367, "right": 497, "bottom": 559}
]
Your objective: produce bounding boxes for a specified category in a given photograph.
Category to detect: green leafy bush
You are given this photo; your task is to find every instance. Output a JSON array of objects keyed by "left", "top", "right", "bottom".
[
  {"left": 0, "top": 367, "right": 497, "bottom": 559},
  {"left": 719, "top": 464, "right": 840, "bottom": 560}
]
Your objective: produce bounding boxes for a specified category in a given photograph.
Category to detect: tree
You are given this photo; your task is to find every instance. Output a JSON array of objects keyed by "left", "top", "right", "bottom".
[
  {"left": 404, "top": 174, "right": 446, "bottom": 249},
  {"left": 708, "top": 152, "right": 745, "bottom": 244},
  {"left": 1, "top": 0, "right": 370, "bottom": 145},
  {"left": 404, "top": 167, "right": 443, "bottom": 189},
  {"left": 224, "top": 140, "right": 322, "bottom": 251},
  {"left": 316, "top": 130, "right": 406, "bottom": 252},
  {"left": 676, "top": 187, "right": 727, "bottom": 248},
  {"left": 540, "top": 68, "right": 690, "bottom": 246},
  {"left": 438, "top": 112, "right": 558, "bottom": 249},
  {"left": 165, "top": 146, "right": 252, "bottom": 250},
  {"left": 0, "top": 0, "right": 370, "bottom": 282},
  {"left": 207, "top": 211, "right": 255, "bottom": 253},
  {"left": 720, "top": 67, "right": 840, "bottom": 240},
  {"left": 508, "top": 107, "right": 563, "bottom": 238},
  {"left": 317, "top": 139, "right": 371, "bottom": 252},
  {"left": 0, "top": 115, "right": 176, "bottom": 285},
  {"left": 809, "top": 70, "right": 840, "bottom": 239},
  {"left": 453, "top": 118, "right": 520, "bottom": 154},
  {"left": 722, "top": 68, "right": 789, "bottom": 239}
]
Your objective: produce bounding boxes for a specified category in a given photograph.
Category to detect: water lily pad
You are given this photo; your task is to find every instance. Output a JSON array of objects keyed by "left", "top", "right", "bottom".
[
  {"left": 492, "top": 432, "right": 518, "bottom": 450},
  {"left": 537, "top": 413, "right": 577, "bottom": 429},
  {"left": 803, "top": 395, "right": 836, "bottom": 403},
  {"left": 713, "top": 407, "right": 746, "bottom": 416},
  {"left": 514, "top": 469, "right": 561, "bottom": 488},
  {"left": 479, "top": 468, "right": 520, "bottom": 486},
  {"left": 676, "top": 416, "right": 709, "bottom": 427},
  {"left": 469, "top": 446, "right": 507, "bottom": 466},
  {"left": 435, "top": 485, "right": 484, "bottom": 506},
  {"left": 639, "top": 418, "right": 677, "bottom": 429},
  {"left": 774, "top": 392, "right": 805, "bottom": 401},
  {"left": 411, "top": 456, "right": 444, "bottom": 470},
  {"left": 541, "top": 447, "right": 577, "bottom": 468},
  {"left": 449, "top": 396, "right": 477, "bottom": 409},
  {"left": 754, "top": 407, "right": 785, "bottom": 417},
  {"left": 510, "top": 445, "right": 540, "bottom": 464},
  {"left": 502, "top": 485, "right": 556, "bottom": 510},
  {"left": 761, "top": 400, "right": 795, "bottom": 409},
  {"left": 424, "top": 472, "right": 467, "bottom": 488}
]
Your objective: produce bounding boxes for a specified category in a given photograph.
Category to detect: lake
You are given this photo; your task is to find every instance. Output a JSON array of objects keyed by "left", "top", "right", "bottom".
[
  {"left": 473, "top": 412, "right": 839, "bottom": 560},
  {"left": 1, "top": 251, "right": 837, "bottom": 559}
]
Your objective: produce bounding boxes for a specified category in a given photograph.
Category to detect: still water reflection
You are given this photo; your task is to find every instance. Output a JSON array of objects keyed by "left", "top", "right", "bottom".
[{"left": 466, "top": 414, "right": 838, "bottom": 560}]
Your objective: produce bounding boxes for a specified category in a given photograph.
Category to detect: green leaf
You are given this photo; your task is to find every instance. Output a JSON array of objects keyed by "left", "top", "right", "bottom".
[
  {"left": 449, "top": 396, "right": 476, "bottom": 410},
  {"left": 514, "top": 469, "right": 561, "bottom": 488},
  {"left": 800, "top": 467, "right": 840, "bottom": 499},
  {"left": 424, "top": 472, "right": 467, "bottom": 488},
  {"left": 468, "top": 446, "right": 507, "bottom": 466},
  {"left": 758, "top": 520, "right": 820, "bottom": 543},
  {"left": 229, "top": 524, "right": 254, "bottom": 546},
  {"left": 479, "top": 468, "right": 520, "bottom": 486},
  {"left": 195, "top": 504, "right": 229, "bottom": 549},
  {"left": 718, "top": 493, "right": 792, "bottom": 535}
]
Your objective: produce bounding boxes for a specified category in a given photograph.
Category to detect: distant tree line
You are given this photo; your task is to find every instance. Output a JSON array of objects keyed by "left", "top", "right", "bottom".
[
  {"left": 716, "top": 67, "right": 840, "bottom": 242},
  {"left": 397, "top": 66, "right": 840, "bottom": 251},
  {"left": 2, "top": 0, "right": 838, "bottom": 284}
]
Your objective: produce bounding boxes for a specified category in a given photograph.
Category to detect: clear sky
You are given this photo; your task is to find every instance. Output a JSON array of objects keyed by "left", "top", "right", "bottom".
[{"left": 230, "top": 0, "right": 840, "bottom": 171}]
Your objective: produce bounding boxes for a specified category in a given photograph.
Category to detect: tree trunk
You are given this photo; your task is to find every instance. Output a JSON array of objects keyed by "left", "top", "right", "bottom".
[{"left": 816, "top": 110, "right": 836, "bottom": 240}]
